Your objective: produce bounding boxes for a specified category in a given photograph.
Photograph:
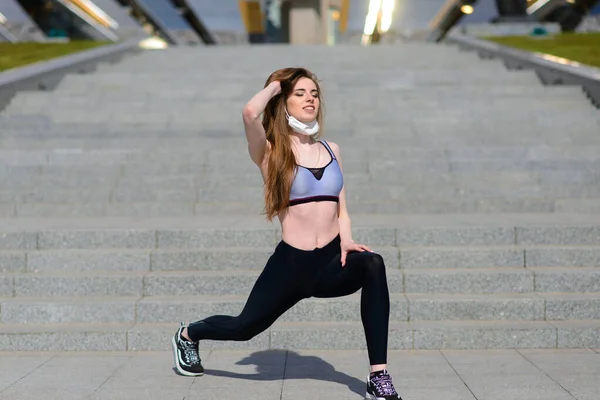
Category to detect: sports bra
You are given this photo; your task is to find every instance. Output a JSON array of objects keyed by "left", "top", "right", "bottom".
[{"left": 289, "top": 140, "right": 344, "bottom": 207}]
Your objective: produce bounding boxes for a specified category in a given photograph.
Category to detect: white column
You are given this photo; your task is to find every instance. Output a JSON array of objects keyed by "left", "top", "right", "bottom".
[{"left": 288, "top": 0, "right": 324, "bottom": 44}]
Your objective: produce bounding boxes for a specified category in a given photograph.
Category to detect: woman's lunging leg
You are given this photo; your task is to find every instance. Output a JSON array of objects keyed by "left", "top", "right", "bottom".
[
  {"left": 312, "top": 251, "right": 390, "bottom": 367},
  {"left": 186, "top": 249, "right": 305, "bottom": 343}
]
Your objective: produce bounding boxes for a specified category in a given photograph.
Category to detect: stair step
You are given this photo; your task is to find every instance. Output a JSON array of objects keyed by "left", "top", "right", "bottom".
[
  {"left": 1, "top": 221, "right": 600, "bottom": 248},
  {"left": 3, "top": 293, "right": 600, "bottom": 325},
  {"left": 2, "top": 113, "right": 598, "bottom": 127},
  {"left": 399, "top": 245, "right": 600, "bottom": 269},
  {"left": 0, "top": 269, "right": 404, "bottom": 297},
  {"left": 0, "top": 222, "right": 600, "bottom": 244},
  {"left": 405, "top": 267, "right": 600, "bottom": 293},
  {"left": 4, "top": 85, "right": 585, "bottom": 103},
  {"left": 9, "top": 97, "right": 595, "bottom": 110},
  {"left": 10, "top": 198, "right": 600, "bottom": 215},
  {"left": 1, "top": 244, "right": 600, "bottom": 272},
  {"left": 3, "top": 152, "right": 600, "bottom": 174},
  {"left": 2, "top": 320, "right": 599, "bottom": 351},
  {"left": 2, "top": 267, "right": 600, "bottom": 297}
]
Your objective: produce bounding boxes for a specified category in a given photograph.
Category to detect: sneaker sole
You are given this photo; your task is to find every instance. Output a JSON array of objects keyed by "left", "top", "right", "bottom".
[
  {"left": 171, "top": 333, "right": 204, "bottom": 377},
  {"left": 366, "top": 392, "right": 401, "bottom": 400}
]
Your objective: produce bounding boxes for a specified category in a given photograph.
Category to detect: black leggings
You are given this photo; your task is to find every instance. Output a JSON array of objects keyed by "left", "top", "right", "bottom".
[{"left": 187, "top": 234, "right": 390, "bottom": 365}]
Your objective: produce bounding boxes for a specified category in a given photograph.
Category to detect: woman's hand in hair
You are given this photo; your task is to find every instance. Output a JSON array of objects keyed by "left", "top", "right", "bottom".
[
  {"left": 340, "top": 239, "right": 372, "bottom": 267},
  {"left": 269, "top": 80, "right": 282, "bottom": 96}
]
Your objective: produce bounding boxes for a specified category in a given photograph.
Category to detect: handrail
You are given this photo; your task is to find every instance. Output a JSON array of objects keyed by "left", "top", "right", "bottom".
[
  {"left": 0, "top": 22, "right": 18, "bottom": 43},
  {"left": 171, "top": 0, "right": 217, "bottom": 44},
  {"left": 445, "top": 33, "right": 600, "bottom": 108},
  {"left": 53, "top": 0, "right": 120, "bottom": 42},
  {"left": 124, "top": 0, "right": 185, "bottom": 45},
  {"left": 0, "top": 36, "right": 144, "bottom": 111}
]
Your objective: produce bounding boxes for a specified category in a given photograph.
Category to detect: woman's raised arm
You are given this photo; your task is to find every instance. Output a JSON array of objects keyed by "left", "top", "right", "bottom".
[{"left": 242, "top": 81, "right": 281, "bottom": 167}]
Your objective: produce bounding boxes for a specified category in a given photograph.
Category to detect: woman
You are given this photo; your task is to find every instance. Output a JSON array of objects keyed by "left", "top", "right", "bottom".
[{"left": 172, "top": 68, "right": 403, "bottom": 400}]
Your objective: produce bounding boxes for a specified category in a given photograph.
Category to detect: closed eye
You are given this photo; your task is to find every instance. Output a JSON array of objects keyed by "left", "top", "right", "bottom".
[{"left": 294, "top": 89, "right": 319, "bottom": 97}]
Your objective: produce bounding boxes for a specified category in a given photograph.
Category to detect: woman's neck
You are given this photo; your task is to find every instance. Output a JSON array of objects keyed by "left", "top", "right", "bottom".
[{"left": 288, "top": 132, "right": 316, "bottom": 147}]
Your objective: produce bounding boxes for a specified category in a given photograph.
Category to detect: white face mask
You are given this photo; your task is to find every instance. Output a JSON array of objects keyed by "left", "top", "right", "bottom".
[{"left": 285, "top": 109, "right": 319, "bottom": 136}]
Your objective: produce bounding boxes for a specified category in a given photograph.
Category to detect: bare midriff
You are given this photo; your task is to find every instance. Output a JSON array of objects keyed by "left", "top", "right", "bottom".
[{"left": 277, "top": 201, "right": 339, "bottom": 250}]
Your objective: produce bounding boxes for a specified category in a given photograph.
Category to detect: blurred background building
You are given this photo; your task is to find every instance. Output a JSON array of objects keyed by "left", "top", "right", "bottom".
[{"left": 1, "top": 0, "right": 599, "bottom": 45}]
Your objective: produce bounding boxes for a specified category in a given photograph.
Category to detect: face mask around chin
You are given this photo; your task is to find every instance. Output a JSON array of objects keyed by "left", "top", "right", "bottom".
[{"left": 285, "top": 109, "right": 319, "bottom": 136}]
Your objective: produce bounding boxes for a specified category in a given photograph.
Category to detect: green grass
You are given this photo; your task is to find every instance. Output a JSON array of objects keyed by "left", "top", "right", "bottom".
[
  {"left": 0, "top": 41, "right": 110, "bottom": 72},
  {"left": 484, "top": 32, "right": 600, "bottom": 68}
]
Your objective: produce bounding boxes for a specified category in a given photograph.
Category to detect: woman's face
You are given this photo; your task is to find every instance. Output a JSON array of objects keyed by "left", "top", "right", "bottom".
[{"left": 285, "top": 77, "right": 319, "bottom": 124}]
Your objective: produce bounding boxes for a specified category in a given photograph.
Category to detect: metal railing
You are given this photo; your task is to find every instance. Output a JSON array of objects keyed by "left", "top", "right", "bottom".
[{"left": 445, "top": 33, "right": 600, "bottom": 108}]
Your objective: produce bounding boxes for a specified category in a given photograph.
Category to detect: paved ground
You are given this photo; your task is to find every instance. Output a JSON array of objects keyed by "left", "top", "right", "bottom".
[{"left": 0, "top": 349, "right": 598, "bottom": 399}]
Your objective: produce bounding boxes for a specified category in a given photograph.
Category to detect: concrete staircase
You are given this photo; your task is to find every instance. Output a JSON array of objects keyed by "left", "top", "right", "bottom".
[{"left": 0, "top": 43, "right": 599, "bottom": 351}]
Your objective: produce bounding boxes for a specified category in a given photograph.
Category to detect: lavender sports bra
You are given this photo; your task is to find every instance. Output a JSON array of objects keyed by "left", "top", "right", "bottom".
[{"left": 289, "top": 140, "right": 344, "bottom": 207}]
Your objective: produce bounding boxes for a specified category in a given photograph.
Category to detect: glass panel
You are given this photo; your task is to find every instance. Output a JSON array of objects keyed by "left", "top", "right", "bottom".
[
  {"left": 0, "top": 0, "right": 47, "bottom": 40},
  {"left": 186, "top": 0, "right": 245, "bottom": 32},
  {"left": 15, "top": 0, "right": 116, "bottom": 40},
  {"left": 88, "top": 0, "right": 146, "bottom": 37},
  {"left": 137, "top": 0, "right": 193, "bottom": 29}
]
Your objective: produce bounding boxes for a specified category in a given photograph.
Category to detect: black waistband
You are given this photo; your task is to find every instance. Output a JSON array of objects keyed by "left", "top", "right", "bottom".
[{"left": 278, "top": 233, "right": 341, "bottom": 254}]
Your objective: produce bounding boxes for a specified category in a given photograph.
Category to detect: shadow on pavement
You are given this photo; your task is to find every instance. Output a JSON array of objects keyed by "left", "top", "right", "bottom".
[{"left": 202, "top": 349, "right": 365, "bottom": 397}]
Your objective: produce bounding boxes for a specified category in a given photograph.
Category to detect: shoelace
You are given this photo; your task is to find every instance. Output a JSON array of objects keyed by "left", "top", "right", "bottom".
[
  {"left": 181, "top": 341, "right": 200, "bottom": 364},
  {"left": 371, "top": 373, "right": 397, "bottom": 396}
]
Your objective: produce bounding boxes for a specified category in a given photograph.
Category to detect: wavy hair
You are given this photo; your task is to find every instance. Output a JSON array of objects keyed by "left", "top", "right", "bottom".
[{"left": 262, "top": 67, "right": 324, "bottom": 220}]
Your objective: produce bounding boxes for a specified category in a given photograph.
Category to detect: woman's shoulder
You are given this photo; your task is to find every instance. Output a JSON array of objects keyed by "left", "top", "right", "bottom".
[{"left": 321, "top": 140, "right": 340, "bottom": 155}]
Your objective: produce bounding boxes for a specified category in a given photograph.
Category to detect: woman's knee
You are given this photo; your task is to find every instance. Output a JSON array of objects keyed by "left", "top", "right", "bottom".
[
  {"left": 364, "top": 252, "right": 386, "bottom": 276},
  {"left": 236, "top": 319, "right": 270, "bottom": 341}
]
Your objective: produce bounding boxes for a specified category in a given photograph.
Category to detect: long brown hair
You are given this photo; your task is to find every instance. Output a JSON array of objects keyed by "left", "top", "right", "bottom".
[{"left": 262, "top": 67, "right": 324, "bottom": 221}]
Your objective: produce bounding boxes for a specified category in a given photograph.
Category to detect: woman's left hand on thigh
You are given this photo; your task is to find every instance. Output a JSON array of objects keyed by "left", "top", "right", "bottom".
[{"left": 341, "top": 240, "right": 372, "bottom": 267}]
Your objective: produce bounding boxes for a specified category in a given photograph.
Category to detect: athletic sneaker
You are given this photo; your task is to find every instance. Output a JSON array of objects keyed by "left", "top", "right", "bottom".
[
  {"left": 366, "top": 369, "right": 403, "bottom": 400},
  {"left": 172, "top": 322, "right": 204, "bottom": 376}
]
